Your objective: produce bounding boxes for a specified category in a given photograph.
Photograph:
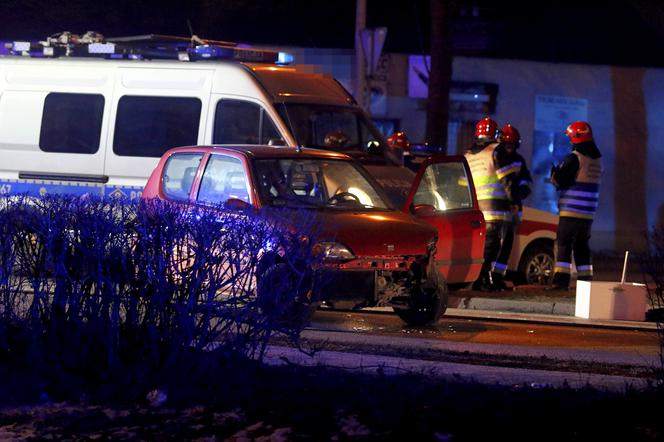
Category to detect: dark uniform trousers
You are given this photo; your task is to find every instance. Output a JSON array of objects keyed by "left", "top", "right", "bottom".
[
  {"left": 552, "top": 216, "right": 593, "bottom": 288},
  {"left": 479, "top": 221, "right": 509, "bottom": 286},
  {"left": 494, "top": 219, "right": 516, "bottom": 277}
]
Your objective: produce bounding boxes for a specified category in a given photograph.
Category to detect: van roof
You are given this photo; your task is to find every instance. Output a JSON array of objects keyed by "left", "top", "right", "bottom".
[{"left": 167, "top": 144, "right": 352, "bottom": 160}]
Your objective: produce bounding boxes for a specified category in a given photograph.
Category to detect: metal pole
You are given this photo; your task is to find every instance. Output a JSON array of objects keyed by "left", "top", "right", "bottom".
[{"left": 355, "top": 0, "right": 367, "bottom": 111}]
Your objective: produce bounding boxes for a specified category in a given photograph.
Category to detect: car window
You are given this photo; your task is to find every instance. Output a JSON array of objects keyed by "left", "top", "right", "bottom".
[
  {"left": 162, "top": 153, "right": 203, "bottom": 200},
  {"left": 413, "top": 162, "right": 473, "bottom": 211},
  {"left": 213, "top": 99, "right": 283, "bottom": 145},
  {"left": 254, "top": 158, "right": 389, "bottom": 210},
  {"left": 197, "top": 154, "right": 250, "bottom": 205}
]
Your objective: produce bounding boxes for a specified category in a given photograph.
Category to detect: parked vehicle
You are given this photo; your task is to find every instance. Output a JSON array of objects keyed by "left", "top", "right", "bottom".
[{"left": 142, "top": 145, "right": 485, "bottom": 325}]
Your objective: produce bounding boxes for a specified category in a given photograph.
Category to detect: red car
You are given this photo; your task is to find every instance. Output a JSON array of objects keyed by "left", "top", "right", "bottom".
[{"left": 143, "top": 145, "right": 484, "bottom": 325}]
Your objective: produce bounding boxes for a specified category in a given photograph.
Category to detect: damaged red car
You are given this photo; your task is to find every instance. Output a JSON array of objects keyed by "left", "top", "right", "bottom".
[{"left": 144, "top": 145, "right": 484, "bottom": 325}]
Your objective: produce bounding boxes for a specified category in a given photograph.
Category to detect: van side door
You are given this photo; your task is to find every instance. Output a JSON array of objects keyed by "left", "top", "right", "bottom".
[
  {"left": 104, "top": 67, "right": 213, "bottom": 197},
  {"left": 403, "top": 156, "right": 485, "bottom": 285}
]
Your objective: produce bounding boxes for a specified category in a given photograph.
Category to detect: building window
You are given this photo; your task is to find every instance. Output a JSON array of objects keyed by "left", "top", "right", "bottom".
[
  {"left": 213, "top": 100, "right": 283, "bottom": 145},
  {"left": 114, "top": 96, "right": 201, "bottom": 157},
  {"left": 39, "top": 93, "right": 104, "bottom": 154}
]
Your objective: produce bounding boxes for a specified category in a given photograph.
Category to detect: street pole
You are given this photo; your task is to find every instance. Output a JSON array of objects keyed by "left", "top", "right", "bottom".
[
  {"left": 426, "top": 0, "right": 452, "bottom": 150},
  {"left": 355, "top": 0, "right": 367, "bottom": 112}
]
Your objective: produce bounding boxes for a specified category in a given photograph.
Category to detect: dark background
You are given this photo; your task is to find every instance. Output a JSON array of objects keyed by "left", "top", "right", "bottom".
[{"left": 1, "top": 0, "right": 663, "bottom": 67}]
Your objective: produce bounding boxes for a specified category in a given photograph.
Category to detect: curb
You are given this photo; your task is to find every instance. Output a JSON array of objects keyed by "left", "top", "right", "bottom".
[
  {"left": 449, "top": 296, "right": 575, "bottom": 316},
  {"left": 445, "top": 306, "right": 659, "bottom": 331}
]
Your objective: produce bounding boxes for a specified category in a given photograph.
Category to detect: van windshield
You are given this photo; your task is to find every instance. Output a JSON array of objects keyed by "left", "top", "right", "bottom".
[
  {"left": 253, "top": 158, "right": 390, "bottom": 210},
  {"left": 276, "top": 103, "right": 386, "bottom": 152}
]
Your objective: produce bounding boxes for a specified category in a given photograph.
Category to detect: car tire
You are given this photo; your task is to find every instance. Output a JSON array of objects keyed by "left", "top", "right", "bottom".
[
  {"left": 517, "top": 242, "right": 554, "bottom": 286},
  {"left": 394, "top": 267, "right": 448, "bottom": 326},
  {"left": 256, "top": 262, "right": 316, "bottom": 331}
]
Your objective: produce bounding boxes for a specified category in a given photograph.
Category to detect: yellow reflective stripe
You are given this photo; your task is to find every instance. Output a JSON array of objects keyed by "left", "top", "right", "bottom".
[
  {"left": 560, "top": 210, "right": 594, "bottom": 220},
  {"left": 483, "top": 213, "right": 510, "bottom": 221},
  {"left": 472, "top": 175, "right": 500, "bottom": 186},
  {"left": 577, "top": 265, "right": 593, "bottom": 277},
  {"left": 492, "top": 262, "right": 508, "bottom": 275},
  {"left": 496, "top": 165, "right": 520, "bottom": 180},
  {"left": 555, "top": 266, "right": 572, "bottom": 274}
]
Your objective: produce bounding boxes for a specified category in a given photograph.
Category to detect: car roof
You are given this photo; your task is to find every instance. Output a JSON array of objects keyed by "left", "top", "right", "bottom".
[{"left": 165, "top": 144, "right": 353, "bottom": 160}]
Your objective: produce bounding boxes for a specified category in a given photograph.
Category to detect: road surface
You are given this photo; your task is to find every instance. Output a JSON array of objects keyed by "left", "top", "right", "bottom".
[{"left": 264, "top": 308, "right": 662, "bottom": 391}]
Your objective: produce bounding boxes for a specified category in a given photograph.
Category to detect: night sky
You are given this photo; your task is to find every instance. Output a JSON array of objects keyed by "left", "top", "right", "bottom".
[{"left": 1, "top": 0, "right": 663, "bottom": 67}]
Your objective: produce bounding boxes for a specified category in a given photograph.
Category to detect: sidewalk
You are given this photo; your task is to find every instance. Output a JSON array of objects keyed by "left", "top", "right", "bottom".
[{"left": 447, "top": 285, "right": 660, "bottom": 331}]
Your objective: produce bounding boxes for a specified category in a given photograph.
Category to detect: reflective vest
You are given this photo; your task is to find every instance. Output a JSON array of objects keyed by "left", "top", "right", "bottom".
[
  {"left": 559, "top": 151, "right": 603, "bottom": 220},
  {"left": 465, "top": 143, "right": 510, "bottom": 222}
]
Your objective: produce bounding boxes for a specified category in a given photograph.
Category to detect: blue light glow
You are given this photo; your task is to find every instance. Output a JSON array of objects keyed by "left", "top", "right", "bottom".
[{"left": 277, "top": 52, "right": 294, "bottom": 65}]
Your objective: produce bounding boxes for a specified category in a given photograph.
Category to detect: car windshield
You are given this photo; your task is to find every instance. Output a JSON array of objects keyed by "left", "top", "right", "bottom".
[
  {"left": 276, "top": 103, "right": 387, "bottom": 152},
  {"left": 254, "top": 158, "right": 390, "bottom": 210}
]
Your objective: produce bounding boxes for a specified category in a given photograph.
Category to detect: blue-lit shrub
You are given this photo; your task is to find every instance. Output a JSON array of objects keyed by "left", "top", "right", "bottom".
[
  {"left": 640, "top": 226, "right": 664, "bottom": 382},
  {"left": 0, "top": 195, "right": 321, "bottom": 396}
]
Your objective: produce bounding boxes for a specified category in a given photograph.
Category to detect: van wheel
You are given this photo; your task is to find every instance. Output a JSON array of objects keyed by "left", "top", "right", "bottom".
[
  {"left": 256, "top": 263, "right": 316, "bottom": 331},
  {"left": 394, "top": 268, "right": 448, "bottom": 326},
  {"left": 517, "top": 242, "right": 554, "bottom": 285}
]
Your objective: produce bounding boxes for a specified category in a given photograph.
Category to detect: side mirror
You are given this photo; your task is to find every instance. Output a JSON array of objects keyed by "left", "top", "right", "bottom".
[
  {"left": 267, "top": 137, "right": 287, "bottom": 146},
  {"left": 411, "top": 203, "right": 436, "bottom": 217},
  {"left": 223, "top": 198, "right": 250, "bottom": 210}
]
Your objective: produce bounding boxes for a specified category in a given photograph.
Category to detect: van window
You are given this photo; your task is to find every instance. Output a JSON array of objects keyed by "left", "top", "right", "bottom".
[
  {"left": 198, "top": 155, "right": 250, "bottom": 204},
  {"left": 162, "top": 153, "right": 203, "bottom": 200},
  {"left": 213, "top": 100, "right": 283, "bottom": 145},
  {"left": 114, "top": 96, "right": 201, "bottom": 157},
  {"left": 39, "top": 93, "right": 104, "bottom": 154}
]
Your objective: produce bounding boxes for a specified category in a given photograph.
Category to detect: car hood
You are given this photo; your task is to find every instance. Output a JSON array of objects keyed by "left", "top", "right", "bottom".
[{"left": 312, "top": 210, "right": 437, "bottom": 257}]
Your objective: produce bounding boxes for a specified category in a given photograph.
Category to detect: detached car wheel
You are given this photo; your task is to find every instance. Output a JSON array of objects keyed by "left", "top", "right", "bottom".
[
  {"left": 518, "top": 242, "right": 554, "bottom": 286},
  {"left": 394, "top": 268, "right": 448, "bottom": 326},
  {"left": 256, "top": 262, "right": 317, "bottom": 330}
]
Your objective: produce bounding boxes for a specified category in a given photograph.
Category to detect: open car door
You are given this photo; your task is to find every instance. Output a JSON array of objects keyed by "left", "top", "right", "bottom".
[{"left": 403, "top": 155, "right": 485, "bottom": 286}]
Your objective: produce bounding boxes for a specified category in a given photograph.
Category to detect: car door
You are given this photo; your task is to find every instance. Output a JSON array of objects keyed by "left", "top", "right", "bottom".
[{"left": 403, "top": 155, "right": 485, "bottom": 285}]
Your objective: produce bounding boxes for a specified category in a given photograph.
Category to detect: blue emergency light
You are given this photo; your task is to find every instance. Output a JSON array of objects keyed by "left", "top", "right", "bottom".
[{"left": 1, "top": 33, "right": 294, "bottom": 66}]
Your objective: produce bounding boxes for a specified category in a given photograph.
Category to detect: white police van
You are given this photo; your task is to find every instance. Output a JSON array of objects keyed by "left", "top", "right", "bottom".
[{"left": 0, "top": 33, "right": 390, "bottom": 200}]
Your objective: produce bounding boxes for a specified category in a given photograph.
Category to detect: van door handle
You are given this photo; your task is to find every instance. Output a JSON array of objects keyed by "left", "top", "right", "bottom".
[{"left": 470, "top": 220, "right": 482, "bottom": 228}]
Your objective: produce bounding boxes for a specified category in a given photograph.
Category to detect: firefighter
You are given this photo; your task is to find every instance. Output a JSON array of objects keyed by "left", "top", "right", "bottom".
[
  {"left": 549, "top": 121, "right": 603, "bottom": 290},
  {"left": 465, "top": 117, "right": 521, "bottom": 291},
  {"left": 492, "top": 123, "right": 532, "bottom": 290}
]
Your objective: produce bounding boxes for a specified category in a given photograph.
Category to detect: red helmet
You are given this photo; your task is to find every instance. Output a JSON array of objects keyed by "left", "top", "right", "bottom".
[
  {"left": 475, "top": 117, "right": 499, "bottom": 141},
  {"left": 387, "top": 131, "right": 409, "bottom": 150},
  {"left": 500, "top": 123, "right": 521, "bottom": 147},
  {"left": 565, "top": 121, "right": 593, "bottom": 144}
]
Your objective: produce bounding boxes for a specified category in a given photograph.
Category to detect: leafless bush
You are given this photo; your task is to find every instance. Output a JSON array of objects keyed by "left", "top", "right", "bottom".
[
  {"left": 0, "top": 195, "right": 320, "bottom": 391},
  {"left": 640, "top": 227, "right": 664, "bottom": 383}
]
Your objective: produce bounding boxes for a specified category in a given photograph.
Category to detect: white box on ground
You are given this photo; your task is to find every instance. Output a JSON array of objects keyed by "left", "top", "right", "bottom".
[{"left": 575, "top": 281, "right": 647, "bottom": 321}]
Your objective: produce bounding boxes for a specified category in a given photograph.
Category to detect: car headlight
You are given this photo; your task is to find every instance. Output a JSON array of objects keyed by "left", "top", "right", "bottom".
[
  {"left": 312, "top": 242, "right": 355, "bottom": 261},
  {"left": 263, "top": 236, "right": 279, "bottom": 252}
]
